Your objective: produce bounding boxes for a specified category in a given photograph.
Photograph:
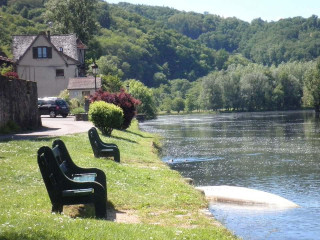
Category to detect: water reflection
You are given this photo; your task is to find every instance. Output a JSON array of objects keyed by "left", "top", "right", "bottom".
[{"left": 140, "top": 111, "right": 320, "bottom": 240}]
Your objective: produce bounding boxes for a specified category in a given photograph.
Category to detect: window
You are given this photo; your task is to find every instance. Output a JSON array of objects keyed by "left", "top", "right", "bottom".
[
  {"left": 56, "top": 69, "right": 64, "bottom": 77},
  {"left": 59, "top": 47, "right": 63, "bottom": 52},
  {"left": 82, "top": 91, "right": 90, "bottom": 97},
  {"left": 33, "top": 47, "right": 52, "bottom": 59}
]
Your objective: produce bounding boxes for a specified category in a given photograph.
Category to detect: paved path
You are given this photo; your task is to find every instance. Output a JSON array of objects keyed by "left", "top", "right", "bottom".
[{"left": 0, "top": 116, "right": 93, "bottom": 141}]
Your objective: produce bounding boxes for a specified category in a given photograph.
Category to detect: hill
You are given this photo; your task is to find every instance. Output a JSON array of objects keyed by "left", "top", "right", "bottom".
[{"left": 1, "top": 1, "right": 320, "bottom": 87}]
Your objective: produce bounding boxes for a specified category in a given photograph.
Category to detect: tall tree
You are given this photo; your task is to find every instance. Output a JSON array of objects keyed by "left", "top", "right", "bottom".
[
  {"left": 305, "top": 58, "right": 320, "bottom": 113},
  {"left": 45, "top": 0, "right": 98, "bottom": 43}
]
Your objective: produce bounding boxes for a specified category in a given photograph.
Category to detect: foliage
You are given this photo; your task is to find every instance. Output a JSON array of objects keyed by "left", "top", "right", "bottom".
[
  {"left": 0, "top": 64, "right": 14, "bottom": 75},
  {"left": 304, "top": 58, "right": 320, "bottom": 112},
  {"left": 171, "top": 97, "right": 185, "bottom": 113},
  {"left": 154, "top": 61, "right": 314, "bottom": 112},
  {"left": 58, "top": 89, "right": 70, "bottom": 105},
  {"left": 90, "top": 89, "right": 141, "bottom": 130},
  {"left": 101, "top": 74, "right": 123, "bottom": 93},
  {"left": 44, "top": 0, "right": 98, "bottom": 43},
  {"left": 127, "top": 79, "right": 157, "bottom": 119},
  {"left": 69, "top": 98, "right": 80, "bottom": 109},
  {"left": 2, "top": 71, "right": 19, "bottom": 79},
  {"left": 71, "top": 107, "right": 85, "bottom": 115},
  {"left": 88, "top": 101, "right": 124, "bottom": 136}
]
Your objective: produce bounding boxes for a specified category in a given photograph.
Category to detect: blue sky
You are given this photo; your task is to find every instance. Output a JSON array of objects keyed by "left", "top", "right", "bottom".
[{"left": 106, "top": 0, "right": 320, "bottom": 22}]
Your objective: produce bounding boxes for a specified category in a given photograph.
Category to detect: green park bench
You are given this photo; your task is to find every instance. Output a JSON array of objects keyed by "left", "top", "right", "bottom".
[
  {"left": 37, "top": 146, "right": 107, "bottom": 218},
  {"left": 52, "top": 139, "right": 106, "bottom": 190},
  {"left": 88, "top": 127, "right": 120, "bottom": 162}
]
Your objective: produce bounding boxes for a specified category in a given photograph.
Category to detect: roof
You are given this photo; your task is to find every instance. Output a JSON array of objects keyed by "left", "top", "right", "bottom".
[
  {"left": 68, "top": 77, "right": 102, "bottom": 90},
  {"left": 12, "top": 35, "right": 36, "bottom": 61},
  {"left": 12, "top": 33, "right": 87, "bottom": 62},
  {"left": 0, "top": 55, "right": 15, "bottom": 64}
]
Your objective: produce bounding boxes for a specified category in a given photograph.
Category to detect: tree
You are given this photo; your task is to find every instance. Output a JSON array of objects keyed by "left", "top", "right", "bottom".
[
  {"left": 161, "top": 97, "right": 172, "bottom": 113},
  {"left": 127, "top": 80, "right": 157, "bottom": 119},
  {"left": 305, "top": 58, "right": 320, "bottom": 112},
  {"left": 171, "top": 97, "right": 185, "bottom": 113},
  {"left": 45, "top": 0, "right": 98, "bottom": 43},
  {"left": 185, "top": 94, "right": 196, "bottom": 112},
  {"left": 200, "top": 74, "right": 223, "bottom": 111},
  {"left": 101, "top": 75, "right": 123, "bottom": 93}
]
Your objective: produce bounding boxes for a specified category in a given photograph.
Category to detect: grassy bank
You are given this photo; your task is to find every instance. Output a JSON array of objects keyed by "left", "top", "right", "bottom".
[{"left": 0, "top": 121, "right": 237, "bottom": 239}]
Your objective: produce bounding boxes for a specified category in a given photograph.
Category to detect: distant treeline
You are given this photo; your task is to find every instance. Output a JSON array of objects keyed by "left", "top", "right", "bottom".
[{"left": 152, "top": 61, "right": 316, "bottom": 113}]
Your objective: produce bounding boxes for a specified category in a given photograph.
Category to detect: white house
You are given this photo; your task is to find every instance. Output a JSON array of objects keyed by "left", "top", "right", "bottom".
[
  {"left": 68, "top": 76, "right": 101, "bottom": 99},
  {"left": 12, "top": 31, "right": 87, "bottom": 97}
]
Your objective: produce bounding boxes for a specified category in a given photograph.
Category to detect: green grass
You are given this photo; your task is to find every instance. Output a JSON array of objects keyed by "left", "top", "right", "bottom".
[{"left": 0, "top": 121, "right": 237, "bottom": 239}]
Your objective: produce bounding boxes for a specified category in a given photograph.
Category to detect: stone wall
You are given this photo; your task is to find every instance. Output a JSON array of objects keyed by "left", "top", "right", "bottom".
[{"left": 0, "top": 76, "right": 41, "bottom": 130}]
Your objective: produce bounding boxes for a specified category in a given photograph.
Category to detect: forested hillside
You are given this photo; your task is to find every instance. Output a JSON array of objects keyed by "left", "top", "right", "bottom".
[
  {"left": 2, "top": 0, "right": 320, "bottom": 116},
  {"left": 121, "top": 3, "right": 320, "bottom": 66}
]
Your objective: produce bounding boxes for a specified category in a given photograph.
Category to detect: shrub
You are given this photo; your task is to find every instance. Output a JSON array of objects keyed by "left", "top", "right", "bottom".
[
  {"left": 90, "top": 89, "right": 141, "bottom": 130},
  {"left": 58, "top": 89, "right": 71, "bottom": 105},
  {"left": 71, "top": 107, "right": 85, "bottom": 115},
  {"left": 88, "top": 101, "right": 124, "bottom": 136},
  {"left": 3, "top": 71, "right": 19, "bottom": 79},
  {"left": 70, "top": 98, "right": 80, "bottom": 109}
]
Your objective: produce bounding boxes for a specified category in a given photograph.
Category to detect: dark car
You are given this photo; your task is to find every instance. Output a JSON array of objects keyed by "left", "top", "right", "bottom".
[{"left": 38, "top": 98, "right": 70, "bottom": 118}]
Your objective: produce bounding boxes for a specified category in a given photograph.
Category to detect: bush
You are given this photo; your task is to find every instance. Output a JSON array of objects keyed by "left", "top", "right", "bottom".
[
  {"left": 71, "top": 107, "right": 85, "bottom": 115},
  {"left": 3, "top": 71, "right": 19, "bottom": 79},
  {"left": 70, "top": 98, "right": 80, "bottom": 109},
  {"left": 58, "top": 89, "right": 70, "bottom": 105},
  {"left": 90, "top": 89, "right": 141, "bottom": 130},
  {"left": 88, "top": 101, "right": 124, "bottom": 136}
]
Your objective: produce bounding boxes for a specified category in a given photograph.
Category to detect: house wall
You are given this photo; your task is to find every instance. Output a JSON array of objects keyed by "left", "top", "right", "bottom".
[
  {"left": 0, "top": 76, "right": 41, "bottom": 130},
  {"left": 69, "top": 89, "right": 95, "bottom": 99},
  {"left": 17, "top": 35, "right": 78, "bottom": 97}
]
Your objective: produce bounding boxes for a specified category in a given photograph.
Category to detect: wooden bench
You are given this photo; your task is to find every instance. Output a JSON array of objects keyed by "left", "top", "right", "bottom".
[
  {"left": 37, "top": 146, "right": 107, "bottom": 218},
  {"left": 88, "top": 127, "right": 120, "bottom": 162},
  {"left": 52, "top": 139, "right": 106, "bottom": 190}
]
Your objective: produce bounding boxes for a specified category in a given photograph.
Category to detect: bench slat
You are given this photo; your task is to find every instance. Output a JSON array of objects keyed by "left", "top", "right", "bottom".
[
  {"left": 73, "top": 175, "right": 96, "bottom": 182},
  {"left": 62, "top": 188, "right": 94, "bottom": 197}
]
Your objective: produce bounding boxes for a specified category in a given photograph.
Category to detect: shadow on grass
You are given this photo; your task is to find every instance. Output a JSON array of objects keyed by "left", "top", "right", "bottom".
[
  {"left": 111, "top": 135, "right": 137, "bottom": 144},
  {"left": 0, "top": 135, "right": 57, "bottom": 143},
  {"left": 0, "top": 231, "right": 67, "bottom": 240},
  {"left": 125, "top": 130, "right": 152, "bottom": 138},
  {"left": 0, "top": 126, "right": 61, "bottom": 142},
  {"left": 67, "top": 201, "right": 123, "bottom": 222}
]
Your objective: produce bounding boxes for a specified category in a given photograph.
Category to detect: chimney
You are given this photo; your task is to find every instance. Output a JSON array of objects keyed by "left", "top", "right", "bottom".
[{"left": 47, "top": 31, "right": 51, "bottom": 42}]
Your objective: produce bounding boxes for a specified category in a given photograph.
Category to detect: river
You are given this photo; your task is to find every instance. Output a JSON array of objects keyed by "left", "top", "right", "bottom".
[{"left": 139, "top": 111, "right": 320, "bottom": 240}]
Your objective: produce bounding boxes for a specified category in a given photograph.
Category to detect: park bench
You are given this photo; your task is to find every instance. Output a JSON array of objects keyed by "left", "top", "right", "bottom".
[
  {"left": 52, "top": 139, "right": 106, "bottom": 190},
  {"left": 37, "top": 146, "right": 107, "bottom": 218},
  {"left": 88, "top": 127, "right": 120, "bottom": 162}
]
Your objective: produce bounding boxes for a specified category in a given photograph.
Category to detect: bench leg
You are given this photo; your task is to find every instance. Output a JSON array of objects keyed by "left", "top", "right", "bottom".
[
  {"left": 114, "top": 149, "right": 120, "bottom": 163},
  {"left": 52, "top": 203, "right": 63, "bottom": 213},
  {"left": 94, "top": 191, "right": 107, "bottom": 219}
]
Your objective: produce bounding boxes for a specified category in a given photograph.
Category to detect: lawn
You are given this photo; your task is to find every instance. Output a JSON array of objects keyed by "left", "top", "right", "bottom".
[{"left": 0, "top": 121, "right": 237, "bottom": 239}]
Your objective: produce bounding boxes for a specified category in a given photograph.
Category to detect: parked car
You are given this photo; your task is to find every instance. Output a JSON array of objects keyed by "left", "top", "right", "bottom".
[{"left": 38, "top": 97, "right": 70, "bottom": 118}]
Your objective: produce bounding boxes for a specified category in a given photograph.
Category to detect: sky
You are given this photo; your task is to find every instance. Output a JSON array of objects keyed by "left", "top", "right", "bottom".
[{"left": 105, "top": 0, "right": 320, "bottom": 22}]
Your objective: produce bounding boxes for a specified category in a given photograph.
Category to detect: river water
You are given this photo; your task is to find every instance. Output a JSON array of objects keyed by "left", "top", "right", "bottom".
[{"left": 139, "top": 111, "right": 320, "bottom": 240}]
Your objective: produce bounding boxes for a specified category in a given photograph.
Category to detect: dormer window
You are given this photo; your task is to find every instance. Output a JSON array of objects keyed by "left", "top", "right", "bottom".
[
  {"left": 33, "top": 47, "right": 52, "bottom": 59},
  {"left": 59, "top": 47, "right": 63, "bottom": 52}
]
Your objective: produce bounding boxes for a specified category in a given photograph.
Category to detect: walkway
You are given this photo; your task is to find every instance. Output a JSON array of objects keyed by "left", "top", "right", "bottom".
[{"left": 0, "top": 116, "right": 93, "bottom": 141}]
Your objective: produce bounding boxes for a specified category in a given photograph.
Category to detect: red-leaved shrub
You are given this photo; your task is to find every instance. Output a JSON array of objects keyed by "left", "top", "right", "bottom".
[
  {"left": 90, "top": 89, "right": 141, "bottom": 129},
  {"left": 3, "top": 72, "right": 19, "bottom": 79}
]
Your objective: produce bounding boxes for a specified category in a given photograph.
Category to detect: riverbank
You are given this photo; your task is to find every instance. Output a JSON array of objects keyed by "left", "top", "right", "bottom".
[{"left": 0, "top": 121, "right": 237, "bottom": 239}]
